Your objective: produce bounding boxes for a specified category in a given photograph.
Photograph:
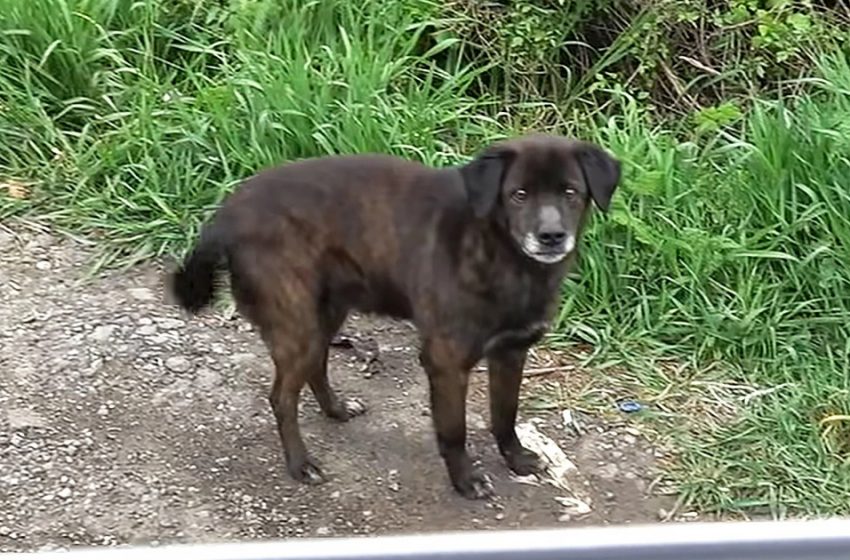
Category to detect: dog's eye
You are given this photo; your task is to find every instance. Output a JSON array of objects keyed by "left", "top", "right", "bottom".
[
  {"left": 511, "top": 189, "right": 528, "bottom": 203},
  {"left": 564, "top": 187, "right": 578, "bottom": 198}
]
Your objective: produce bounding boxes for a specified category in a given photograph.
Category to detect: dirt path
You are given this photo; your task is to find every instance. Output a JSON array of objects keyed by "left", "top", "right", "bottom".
[{"left": 0, "top": 222, "right": 673, "bottom": 553}]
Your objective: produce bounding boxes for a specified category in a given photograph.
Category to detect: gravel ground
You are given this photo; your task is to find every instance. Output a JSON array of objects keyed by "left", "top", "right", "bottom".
[{"left": 0, "top": 221, "right": 674, "bottom": 553}]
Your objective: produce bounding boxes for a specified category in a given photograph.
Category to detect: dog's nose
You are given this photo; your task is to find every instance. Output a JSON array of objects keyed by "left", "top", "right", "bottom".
[{"left": 537, "top": 229, "right": 567, "bottom": 247}]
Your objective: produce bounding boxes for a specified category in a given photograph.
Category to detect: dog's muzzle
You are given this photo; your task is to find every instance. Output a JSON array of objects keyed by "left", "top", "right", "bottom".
[{"left": 521, "top": 232, "right": 575, "bottom": 264}]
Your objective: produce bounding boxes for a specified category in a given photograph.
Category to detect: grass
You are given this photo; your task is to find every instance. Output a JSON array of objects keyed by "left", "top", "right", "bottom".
[
  {"left": 0, "top": 0, "right": 504, "bottom": 262},
  {"left": 2, "top": 0, "right": 850, "bottom": 518},
  {"left": 552, "top": 54, "right": 850, "bottom": 516}
]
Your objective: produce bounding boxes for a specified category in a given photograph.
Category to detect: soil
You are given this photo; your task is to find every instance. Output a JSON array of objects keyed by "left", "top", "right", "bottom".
[{"left": 0, "top": 221, "right": 674, "bottom": 553}]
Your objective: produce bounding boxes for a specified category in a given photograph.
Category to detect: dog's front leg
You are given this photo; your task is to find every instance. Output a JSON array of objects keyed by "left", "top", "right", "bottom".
[
  {"left": 487, "top": 348, "right": 542, "bottom": 476},
  {"left": 420, "top": 335, "right": 494, "bottom": 500}
]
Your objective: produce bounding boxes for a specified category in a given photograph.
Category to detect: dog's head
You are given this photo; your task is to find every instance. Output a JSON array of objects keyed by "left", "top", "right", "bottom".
[{"left": 461, "top": 134, "right": 621, "bottom": 264}]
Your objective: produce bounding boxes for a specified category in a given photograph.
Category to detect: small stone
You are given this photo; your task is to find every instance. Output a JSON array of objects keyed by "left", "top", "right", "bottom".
[
  {"left": 90, "top": 325, "right": 116, "bottom": 342},
  {"left": 58, "top": 487, "right": 72, "bottom": 499},
  {"left": 129, "top": 288, "right": 155, "bottom": 301},
  {"left": 35, "top": 260, "right": 52, "bottom": 270},
  {"left": 316, "top": 527, "right": 330, "bottom": 537},
  {"left": 597, "top": 463, "right": 619, "bottom": 480},
  {"left": 495, "top": 513, "right": 505, "bottom": 521},
  {"left": 156, "top": 318, "right": 184, "bottom": 330},
  {"left": 231, "top": 353, "right": 256, "bottom": 366},
  {"left": 657, "top": 508, "right": 668, "bottom": 520},
  {"left": 149, "top": 334, "right": 171, "bottom": 345},
  {"left": 387, "top": 469, "right": 400, "bottom": 492},
  {"left": 97, "top": 405, "right": 108, "bottom": 417},
  {"left": 469, "top": 413, "right": 487, "bottom": 430},
  {"left": 7, "top": 407, "right": 48, "bottom": 429},
  {"left": 165, "top": 356, "right": 192, "bottom": 373},
  {"left": 137, "top": 325, "right": 157, "bottom": 336},
  {"left": 195, "top": 368, "right": 221, "bottom": 389}
]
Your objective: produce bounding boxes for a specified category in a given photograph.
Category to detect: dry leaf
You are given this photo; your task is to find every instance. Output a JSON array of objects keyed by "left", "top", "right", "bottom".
[{"left": 1, "top": 180, "right": 31, "bottom": 200}]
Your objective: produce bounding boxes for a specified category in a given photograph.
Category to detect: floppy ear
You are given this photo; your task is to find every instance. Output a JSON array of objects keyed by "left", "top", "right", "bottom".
[
  {"left": 460, "top": 146, "right": 514, "bottom": 219},
  {"left": 575, "top": 142, "right": 621, "bottom": 213}
]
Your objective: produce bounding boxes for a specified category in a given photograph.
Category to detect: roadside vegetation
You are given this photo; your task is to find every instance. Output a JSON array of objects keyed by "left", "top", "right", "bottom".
[{"left": 2, "top": 0, "right": 849, "bottom": 517}]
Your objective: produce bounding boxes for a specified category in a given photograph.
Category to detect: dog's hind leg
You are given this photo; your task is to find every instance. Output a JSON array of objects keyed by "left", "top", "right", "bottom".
[
  {"left": 308, "top": 303, "right": 367, "bottom": 421},
  {"left": 263, "top": 320, "right": 328, "bottom": 485},
  {"left": 229, "top": 248, "right": 341, "bottom": 484}
]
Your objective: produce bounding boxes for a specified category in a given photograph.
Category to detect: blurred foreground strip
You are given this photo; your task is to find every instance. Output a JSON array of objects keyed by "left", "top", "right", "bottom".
[{"left": 23, "top": 519, "right": 850, "bottom": 560}]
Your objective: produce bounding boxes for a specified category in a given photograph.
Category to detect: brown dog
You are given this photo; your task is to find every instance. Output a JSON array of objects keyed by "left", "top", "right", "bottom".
[{"left": 169, "top": 134, "right": 620, "bottom": 499}]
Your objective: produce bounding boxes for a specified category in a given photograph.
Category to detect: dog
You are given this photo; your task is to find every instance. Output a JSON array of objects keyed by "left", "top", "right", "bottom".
[{"left": 169, "top": 133, "right": 620, "bottom": 499}]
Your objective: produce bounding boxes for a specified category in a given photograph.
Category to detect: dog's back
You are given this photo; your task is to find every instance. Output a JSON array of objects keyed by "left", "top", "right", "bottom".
[{"left": 171, "top": 154, "right": 463, "bottom": 323}]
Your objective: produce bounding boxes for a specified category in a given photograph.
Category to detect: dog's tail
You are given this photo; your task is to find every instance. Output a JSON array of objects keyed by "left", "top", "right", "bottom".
[{"left": 170, "top": 219, "right": 228, "bottom": 313}]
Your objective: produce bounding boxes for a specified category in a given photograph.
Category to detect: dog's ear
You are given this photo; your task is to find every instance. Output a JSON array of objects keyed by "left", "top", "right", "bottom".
[
  {"left": 574, "top": 142, "right": 621, "bottom": 213},
  {"left": 460, "top": 145, "right": 515, "bottom": 219}
]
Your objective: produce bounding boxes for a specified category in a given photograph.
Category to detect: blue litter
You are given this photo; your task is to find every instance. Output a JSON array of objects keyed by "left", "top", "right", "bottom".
[{"left": 617, "top": 400, "right": 643, "bottom": 413}]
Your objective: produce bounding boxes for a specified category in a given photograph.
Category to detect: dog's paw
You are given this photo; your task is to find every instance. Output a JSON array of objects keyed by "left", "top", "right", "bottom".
[
  {"left": 341, "top": 397, "right": 367, "bottom": 418},
  {"left": 454, "top": 469, "right": 495, "bottom": 500},
  {"left": 288, "top": 458, "right": 326, "bottom": 485},
  {"left": 325, "top": 397, "right": 367, "bottom": 422},
  {"left": 505, "top": 448, "right": 543, "bottom": 476}
]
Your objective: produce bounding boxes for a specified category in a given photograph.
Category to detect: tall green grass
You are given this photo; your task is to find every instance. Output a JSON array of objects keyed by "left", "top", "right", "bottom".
[
  {"left": 0, "top": 0, "right": 502, "bottom": 260},
  {"left": 554, "top": 53, "right": 850, "bottom": 515},
  {"left": 2, "top": 0, "right": 849, "bottom": 516}
]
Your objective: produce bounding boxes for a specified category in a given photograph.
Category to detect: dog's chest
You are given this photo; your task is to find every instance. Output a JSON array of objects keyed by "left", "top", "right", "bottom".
[
  {"left": 451, "top": 229, "right": 566, "bottom": 353},
  {"left": 479, "top": 269, "right": 559, "bottom": 353}
]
